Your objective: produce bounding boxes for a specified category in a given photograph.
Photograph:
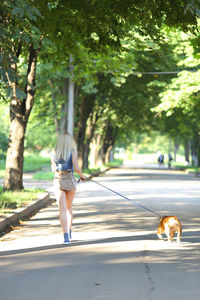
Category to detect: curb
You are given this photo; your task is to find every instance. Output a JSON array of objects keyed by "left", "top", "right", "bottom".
[{"left": 0, "top": 192, "right": 54, "bottom": 235}]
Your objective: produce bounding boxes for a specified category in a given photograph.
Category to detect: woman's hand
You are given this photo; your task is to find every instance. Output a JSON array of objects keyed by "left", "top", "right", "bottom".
[{"left": 80, "top": 175, "right": 87, "bottom": 181}]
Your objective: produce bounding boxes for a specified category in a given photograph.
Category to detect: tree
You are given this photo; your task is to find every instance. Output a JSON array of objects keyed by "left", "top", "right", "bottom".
[
  {"left": 1, "top": 0, "right": 42, "bottom": 190},
  {"left": 153, "top": 29, "right": 200, "bottom": 166},
  {"left": 26, "top": 28, "right": 190, "bottom": 168},
  {"left": 1, "top": 0, "right": 146, "bottom": 190},
  {"left": 2, "top": 0, "right": 199, "bottom": 190}
]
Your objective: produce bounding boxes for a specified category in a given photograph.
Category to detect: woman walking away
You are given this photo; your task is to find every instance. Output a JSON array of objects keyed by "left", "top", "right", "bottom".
[{"left": 51, "top": 132, "right": 86, "bottom": 245}]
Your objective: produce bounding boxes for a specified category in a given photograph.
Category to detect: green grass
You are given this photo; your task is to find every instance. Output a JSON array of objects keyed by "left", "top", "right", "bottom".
[
  {"left": 0, "top": 154, "right": 123, "bottom": 182},
  {"left": 23, "top": 154, "right": 50, "bottom": 172},
  {"left": 32, "top": 159, "right": 123, "bottom": 180},
  {"left": 0, "top": 170, "right": 4, "bottom": 178},
  {"left": 32, "top": 168, "right": 101, "bottom": 180},
  {"left": 173, "top": 164, "right": 200, "bottom": 172},
  {"left": 33, "top": 171, "right": 54, "bottom": 180},
  {"left": 187, "top": 167, "right": 200, "bottom": 172},
  {"left": 0, "top": 159, "right": 6, "bottom": 178},
  {"left": 0, "top": 154, "right": 51, "bottom": 178},
  {"left": 106, "top": 159, "right": 123, "bottom": 167},
  {"left": 0, "top": 186, "right": 45, "bottom": 210},
  {"left": 82, "top": 167, "right": 101, "bottom": 175}
]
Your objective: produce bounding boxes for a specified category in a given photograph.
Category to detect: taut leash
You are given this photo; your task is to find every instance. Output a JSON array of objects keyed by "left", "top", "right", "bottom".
[{"left": 89, "top": 178, "right": 161, "bottom": 218}]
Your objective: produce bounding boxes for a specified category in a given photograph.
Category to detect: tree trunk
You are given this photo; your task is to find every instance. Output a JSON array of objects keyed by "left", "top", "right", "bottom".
[
  {"left": 173, "top": 141, "right": 179, "bottom": 162},
  {"left": 76, "top": 94, "right": 96, "bottom": 169},
  {"left": 102, "top": 121, "right": 118, "bottom": 164},
  {"left": 3, "top": 99, "right": 26, "bottom": 190},
  {"left": 51, "top": 78, "right": 69, "bottom": 134},
  {"left": 4, "top": 43, "right": 41, "bottom": 191},
  {"left": 83, "top": 142, "right": 90, "bottom": 169},
  {"left": 90, "top": 134, "right": 102, "bottom": 167},
  {"left": 192, "top": 132, "right": 200, "bottom": 167},
  {"left": 184, "top": 141, "right": 190, "bottom": 164},
  {"left": 105, "top": 145, "right": 113, "bottom": 164},
  {"left": 82, "top": 109, "right": 103, "bottom": 169},
  {"left": 76, "top": 95, "right": 88, "bottom": 169},
  {"left": 196, "top": 133, "right": 200, "bottom": 167},
  {"left": 50, "top": 79, "right": 60, "bottom": 135},
  {"left": 98, "top": 146, "right": 104, "bottom": 167}
]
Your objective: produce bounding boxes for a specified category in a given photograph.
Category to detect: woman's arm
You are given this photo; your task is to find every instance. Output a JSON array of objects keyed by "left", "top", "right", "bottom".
[{"left": 72, "top": 151, "right": 86, "bottom": 180}]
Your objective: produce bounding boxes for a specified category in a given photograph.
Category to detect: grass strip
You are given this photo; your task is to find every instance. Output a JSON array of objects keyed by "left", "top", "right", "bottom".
[
  {"left": 0, "top": 186, "right": 45, "bottom": 210},
  {"left": 32, "top": 168, "right": 101, "bottom": 180},
  {"left": 0, "top": 154, "right": 51, "bottom": 178},
  {"left": 23, "top": 155, "right": 50, "bottom": 172},
  {"left": 32, "top": 159, "right": 123, "bottom": 180}
]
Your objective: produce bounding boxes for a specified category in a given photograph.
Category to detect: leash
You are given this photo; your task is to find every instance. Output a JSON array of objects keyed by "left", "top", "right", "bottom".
[{"left": 89, "top": 178, "right": 161, "bottom": 218}]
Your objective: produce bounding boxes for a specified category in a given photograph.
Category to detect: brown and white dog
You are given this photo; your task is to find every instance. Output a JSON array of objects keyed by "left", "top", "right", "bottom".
[{"left": 157, "top": 216, "right": 182, "bottom": 243}]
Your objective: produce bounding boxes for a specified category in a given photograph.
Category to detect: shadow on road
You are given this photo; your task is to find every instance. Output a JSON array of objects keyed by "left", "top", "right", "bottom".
[{"left": 1, "top": 228, "right": 200, "bottom": 258}]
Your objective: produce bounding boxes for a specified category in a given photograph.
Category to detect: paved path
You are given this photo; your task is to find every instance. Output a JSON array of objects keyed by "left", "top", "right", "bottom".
[{"left": 0, "top": 167, "right": 200, "bottom": 300}]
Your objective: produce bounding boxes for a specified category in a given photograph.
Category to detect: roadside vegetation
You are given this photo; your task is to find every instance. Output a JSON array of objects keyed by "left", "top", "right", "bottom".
[
  {"left": 0, "top": 155, "right": 50, "bottom": 211},
  {"left": 0, "top": 187, "right": 45, "bottom": 212},
  {"left": 0, "top": 154, "right": 51, "bottom": 178}
]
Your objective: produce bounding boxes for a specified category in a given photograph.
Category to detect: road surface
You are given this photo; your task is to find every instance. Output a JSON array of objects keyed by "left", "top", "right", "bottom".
[{"left": 0, "top": 167, "right": 200, "bottom": 300}]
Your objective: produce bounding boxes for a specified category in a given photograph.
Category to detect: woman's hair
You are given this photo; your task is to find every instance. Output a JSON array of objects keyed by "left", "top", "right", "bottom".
[{"left": 55, "top": 132, "right": 77, "bottom": 161}]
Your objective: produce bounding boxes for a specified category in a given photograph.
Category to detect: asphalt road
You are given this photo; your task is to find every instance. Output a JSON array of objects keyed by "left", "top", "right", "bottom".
[{"left": 0, "top": 167, "right": 200, "bottom": 300}]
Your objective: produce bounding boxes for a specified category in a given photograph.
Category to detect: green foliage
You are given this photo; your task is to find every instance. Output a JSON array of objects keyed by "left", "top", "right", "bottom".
[
  {"left": 31, "top": 161, "right": 122, "bottom": 181},
  {"left": 105, "top": 159, "right": 123, "bottom": 167},
  {"left": 32, "top": 171, "right": 54, "bottom": 180},
  {"left": 1, "top": 0, "right": 200, "bottom": 175},
  {"left": 23, "top": 154, "right": 51, "bottom": 172},
  {"left": 156, "top": 69, "right": 200, "bottom": 116},
  {"left": 0, "top": 0, "right": 41, "bottom": 85},
  {"left": 32, "top": 166, "right": 102, "bottom": 180},
  {"left": 124, "top": 131, "right": 173, "bottom": 154},
  {"left": 0, "top": 103, "right": 9, "bottom": 155},
  {"left": 0, "top": 153, "right": 51, "bottom": 178},
  {"left": 0, "top": 132, "right": 8, "bottom": 153},
  {"left": 25, "top": 112, "right": 57, "bottom": 152},
  {"left": 151, "top": 29, "right": 200, "bottom": 166},
  {"left": 0, "top": 187, "right": 44, "bottom": 209}
]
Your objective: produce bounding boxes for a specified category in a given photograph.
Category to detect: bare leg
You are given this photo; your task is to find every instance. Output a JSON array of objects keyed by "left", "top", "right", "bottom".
[
  {"left": 65, "top": 189, "right": 76, "bottom": 233},
  {"left": 54, "top": 187, "right": 76, "bottom": 241},
  {"left": 55, "top": 189, "right": 68, "bottom": 233}
]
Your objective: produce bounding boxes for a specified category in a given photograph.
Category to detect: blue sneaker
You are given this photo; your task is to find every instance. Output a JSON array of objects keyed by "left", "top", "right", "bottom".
[{"left": 64, "top": 233, "right": 70, "bottom": 245}]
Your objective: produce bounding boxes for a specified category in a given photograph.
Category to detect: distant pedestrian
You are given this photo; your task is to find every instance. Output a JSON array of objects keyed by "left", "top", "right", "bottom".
[
  {"left": 168, "top": 153, "right": 173, "bottom": 169},
  {"left": 158, "top": 154, "right": 164, "bottom": 168},
  {"left": 51, "top": 132, "right": 86, "bottom": 245}
]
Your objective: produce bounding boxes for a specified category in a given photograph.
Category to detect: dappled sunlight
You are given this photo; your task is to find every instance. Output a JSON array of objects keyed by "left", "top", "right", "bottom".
[
  {"left": 1, "top": 230, "right": 200, "bottom": 274},
  {"left": 1, "top": 165, "right": 200, "bottom": 292}
]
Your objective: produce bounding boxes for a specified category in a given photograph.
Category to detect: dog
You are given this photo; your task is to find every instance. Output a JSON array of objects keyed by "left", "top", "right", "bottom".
[{"left": 157, "top": 216, "right": 182, "bottom": 243}]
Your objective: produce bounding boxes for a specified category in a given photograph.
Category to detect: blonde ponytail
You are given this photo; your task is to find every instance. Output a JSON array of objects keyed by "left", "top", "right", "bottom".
[{"left": 55, "top": 132, "right": 77, "bottom": 161}]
